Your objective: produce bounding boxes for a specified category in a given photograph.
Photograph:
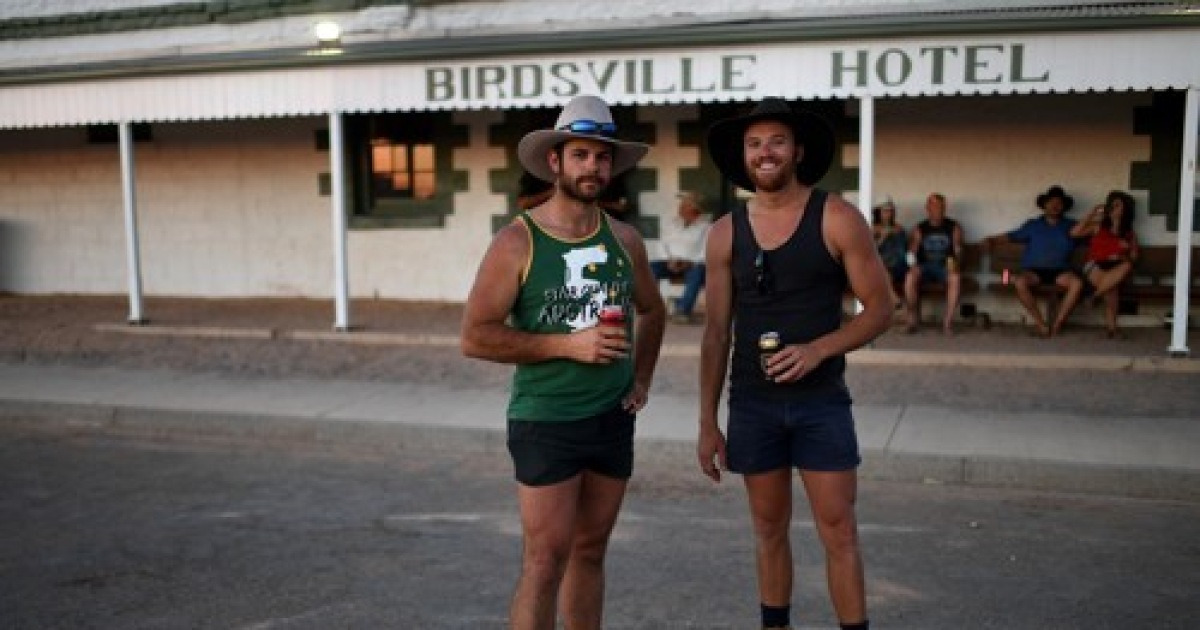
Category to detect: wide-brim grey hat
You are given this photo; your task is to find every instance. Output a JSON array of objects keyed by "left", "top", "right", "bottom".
[
  {"left": 706, "top": 97, "right": 836, "bottom": 191},
  {"left": 517, "top": 95, "right": 649, "bottom": 183}
]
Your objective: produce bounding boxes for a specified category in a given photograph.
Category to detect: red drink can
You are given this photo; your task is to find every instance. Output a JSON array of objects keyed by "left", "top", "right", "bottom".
[{"left": 599, "top": 304, "right": 625, "bottom": 325}]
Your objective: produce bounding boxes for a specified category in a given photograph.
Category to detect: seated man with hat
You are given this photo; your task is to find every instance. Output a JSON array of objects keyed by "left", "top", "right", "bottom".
[{"left": 987, "top": 184, "right": 1086, "bottom": 337}]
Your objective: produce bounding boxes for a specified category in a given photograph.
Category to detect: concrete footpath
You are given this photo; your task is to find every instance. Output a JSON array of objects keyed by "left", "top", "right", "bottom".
[{"left": 1, "top": 361, "right": 1197, "bottom": 502}]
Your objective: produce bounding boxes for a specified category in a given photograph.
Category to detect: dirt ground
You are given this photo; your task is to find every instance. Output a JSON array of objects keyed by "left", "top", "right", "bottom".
[{"left": 1, "top": 293, "right": 1197, "bottom": 418}]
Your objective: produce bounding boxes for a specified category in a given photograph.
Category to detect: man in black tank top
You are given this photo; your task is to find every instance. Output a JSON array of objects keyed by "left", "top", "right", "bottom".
[
  {"left": 902, "top": 192, "right": 966, "bottom": 335},
  {"left": 699, "top": 99, "right": 893, "bottom": 630}
]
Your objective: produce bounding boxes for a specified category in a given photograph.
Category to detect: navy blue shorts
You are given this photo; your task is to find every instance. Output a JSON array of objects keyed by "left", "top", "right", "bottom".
[
  {"left": 507, "top": 406, "right": 635, "bottom": 487},
  {"left": 919, "top": 261, "right": 949, "bottom": 283},
  {"left": 726, "top": 393, "right": 861, "bottom": 474}
]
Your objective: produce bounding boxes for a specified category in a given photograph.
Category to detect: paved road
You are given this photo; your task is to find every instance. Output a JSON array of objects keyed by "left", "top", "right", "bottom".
[{"left": 2, "top": 419, "right": 1197, "bottom": 630}]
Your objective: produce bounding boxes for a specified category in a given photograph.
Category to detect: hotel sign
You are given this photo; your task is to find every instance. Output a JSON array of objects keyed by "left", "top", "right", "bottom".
[
  {"left": 1, "top": 30, "right": 1196, "bottom": 129},
  {"left": 424, "top": 42, "right": 1052, "bottom": 104}
]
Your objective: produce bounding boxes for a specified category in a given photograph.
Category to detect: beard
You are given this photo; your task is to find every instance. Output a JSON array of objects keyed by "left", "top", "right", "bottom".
[
  {"left": 744, "top": 157, "right": 792, "bottom": 192},
  {"left": 558, "top": 175, "right": 607, "bottom": 203},
  {"left": 747, "top": 165, "right": 794, "bottom": 193}
]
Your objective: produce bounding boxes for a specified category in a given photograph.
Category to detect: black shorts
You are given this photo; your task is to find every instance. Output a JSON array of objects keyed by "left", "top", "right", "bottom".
[
  {"left": 726, "top": 390, "right": 860, "bottom": 474},
  {"left": 507, "top": 406, "right": 636, "bottom": 487},
  {"left": 1025, "top": 267, "right": 1075, "bottom": 285}
]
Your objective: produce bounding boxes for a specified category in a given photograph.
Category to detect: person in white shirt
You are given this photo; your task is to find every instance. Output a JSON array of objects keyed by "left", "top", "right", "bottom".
[{"left": 652, "top": 192, "right": 711, "bottom": 323}]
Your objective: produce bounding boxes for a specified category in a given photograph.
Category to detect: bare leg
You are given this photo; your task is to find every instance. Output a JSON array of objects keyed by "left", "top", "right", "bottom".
[
  {"left": 903, "top": 267, "right": 922, "bottom": 332},
  {"left": 943, "top": 272, "right": 962, "bottom": 334},
  {"left": 743, "top": 468, "right": 795, "bottom": 609},
  {"left": 1103, "top": 289, "right": 1121, "bottom": 337},
  {"left": 1013, "top": 272, "right": 1049, "bottom": 336},
  {"left": 1090, "top": 261, "right": 1133, "bottom": 298},
  {"left": 1050, "top": 272, "right": 1084, "bottom": 336},
  {"left": 559, "top": 471, "right": 629, "bottom": 630},
  {"left": 800, "top": 470, "right": 867, "bottom": 626},
  {"left": 511, "top": 476, "right": 583, "bottom": 630}
]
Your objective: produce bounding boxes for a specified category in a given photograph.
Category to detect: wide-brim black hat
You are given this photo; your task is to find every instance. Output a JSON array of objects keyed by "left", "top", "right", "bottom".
[
  {"left": 705, "top": 98, "right": 836, "bottom": 191},
  {"left": 1036, "top": 185, "right": 1075, "bottom": 211}
]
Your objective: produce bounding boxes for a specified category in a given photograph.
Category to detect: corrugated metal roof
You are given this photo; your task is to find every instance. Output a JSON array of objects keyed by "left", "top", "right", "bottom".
[{"left": 2, "top": 1, "right": 1199, "bottom": 86}]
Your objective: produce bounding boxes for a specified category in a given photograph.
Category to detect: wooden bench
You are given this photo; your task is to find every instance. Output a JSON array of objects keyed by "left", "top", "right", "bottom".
[
  {"left": 985, "top": 241, "right": 1199, "bottom": 318},
  {"left": 1123, "top": 245, "right": 1200, "bottom": 306},
  {"left": 868, "top": 242, "right": 986, "bottom": 326},
  {"left": 861, "top": 242, "right": 983, "bottom": 299},
  {"left": 908, "top": 241, "right": 983, "bottom": 298},
  {"left": 985, "top": 240, "right": 1086, "bottom": 294},
  {"left": 984, "top": 239, "right": 1088, "bottom": 322}
]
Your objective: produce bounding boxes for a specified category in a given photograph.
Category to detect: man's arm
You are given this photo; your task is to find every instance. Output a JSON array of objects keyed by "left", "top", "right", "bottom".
[
  {"left": 611, "top": 220, "right": 667, "bottom": 410},
  {"left": 688, "top": 220, "right": 712, "bottom": 264},
  {"left": 907, "top": 223, "right": 922, "bottom": 255},
  {"left": 697, "top": 215, "right": 734, "bottom": 482},
  {"left": 767, "top": 195, "right": 892, "bottom": 383},
  {"left": 460, "top": 222, "right": 628, "bottom": 365},
  {"left": 820, "top": 196, "right": 894, "bottom": 355}
]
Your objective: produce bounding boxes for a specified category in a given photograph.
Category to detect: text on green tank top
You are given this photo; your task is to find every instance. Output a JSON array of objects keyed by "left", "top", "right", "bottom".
[{"left": 508, "top": 212, "right": 634, "bottom": 421}]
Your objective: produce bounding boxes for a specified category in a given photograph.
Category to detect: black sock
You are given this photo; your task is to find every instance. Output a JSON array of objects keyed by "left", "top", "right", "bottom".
[
  {"left": 761, "top": 603, "right": 790, "bottom": 628},
  {"left": 841, "top": 620, "right": 870, "bottom": 630}
]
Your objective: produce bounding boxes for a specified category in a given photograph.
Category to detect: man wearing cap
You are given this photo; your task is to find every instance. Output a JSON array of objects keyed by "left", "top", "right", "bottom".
[
  {"left": 987, "top": 184, "right": 1085, "bottom": 337},
  {"left": 696, "top": 98, "right": 892, "bottom": 630},
  {"left": 461, "top": 95, "right": 665, "bottom": 630}
]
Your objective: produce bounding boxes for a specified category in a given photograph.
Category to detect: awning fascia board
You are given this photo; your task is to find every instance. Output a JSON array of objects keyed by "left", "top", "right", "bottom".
[{"left": 3, "top": 27, "right": 1199, "bottom": 129}]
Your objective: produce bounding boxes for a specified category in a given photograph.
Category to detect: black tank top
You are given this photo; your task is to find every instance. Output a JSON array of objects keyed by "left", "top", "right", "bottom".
[
  {"left": 730, "top": 189, "right": 849, "bottom": 401},
  {"left": 916, "top": 218, "right": 958, "bottom": 265}
]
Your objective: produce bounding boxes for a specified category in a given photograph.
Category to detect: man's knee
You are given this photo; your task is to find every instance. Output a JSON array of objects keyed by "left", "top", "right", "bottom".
[
  {"left": 522, "top": 541, "right": 571, "bottom": 585},
  {"left": 814, "top": 511, "right": 861, "bottom": 555},
  {"left": 568, "top": 534, "right": 609, "bottom": 568},
  {"left": 750, "top": 512, "right": 792, "bottom": 548}
]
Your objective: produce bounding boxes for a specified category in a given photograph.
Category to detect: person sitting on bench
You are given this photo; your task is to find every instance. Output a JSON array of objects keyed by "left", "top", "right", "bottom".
[
  {"left": 652, "top": 192, "right": 710, "bottom": 323},
  {"left": 988, "top": 185, "right": 1086, "bottom": 338},
  {"left": 1071, "top": 190, "right": 1140, "bottom": 339},
  {"left": 903, "top": 193, "right": 964, "bottom": 335}
]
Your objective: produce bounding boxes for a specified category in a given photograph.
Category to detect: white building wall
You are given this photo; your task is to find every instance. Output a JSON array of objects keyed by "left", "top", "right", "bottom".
[
  {"left": 0, "top": 118, "right": 336, "bottom": 296},
  {"left": 134, "top": 118, "right": 334, "bottom": 297},
  {"left": 347, "top": 110, "right": 508, "bottom": 303},
  {"left": 0, "top": 128, "right": 126, "bottom": 292}
]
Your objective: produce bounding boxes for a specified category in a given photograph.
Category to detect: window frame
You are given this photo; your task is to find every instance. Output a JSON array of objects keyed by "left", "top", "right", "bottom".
[{"left": 342, "top": 111, "right": 465, "bottom": 229}]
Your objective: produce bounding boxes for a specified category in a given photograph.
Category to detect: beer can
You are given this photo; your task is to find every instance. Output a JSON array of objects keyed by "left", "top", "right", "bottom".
[{"left": 758, "top": 331, "right": 781, "bottom": 377}]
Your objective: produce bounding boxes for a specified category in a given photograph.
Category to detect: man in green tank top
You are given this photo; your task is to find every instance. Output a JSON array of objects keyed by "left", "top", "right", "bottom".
[{"left": 461, "top": 95, "right": 666, "bottom": 630}]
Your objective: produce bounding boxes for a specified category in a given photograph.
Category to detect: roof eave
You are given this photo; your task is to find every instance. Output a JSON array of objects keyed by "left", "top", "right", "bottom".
[{"left": 2, "top": 11, "right": 1198, "bottom": 87}]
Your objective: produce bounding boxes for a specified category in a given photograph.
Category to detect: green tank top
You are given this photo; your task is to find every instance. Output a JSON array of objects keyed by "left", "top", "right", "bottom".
[{"left": 508, "top": 210, "right": 635, "bottom": 421}]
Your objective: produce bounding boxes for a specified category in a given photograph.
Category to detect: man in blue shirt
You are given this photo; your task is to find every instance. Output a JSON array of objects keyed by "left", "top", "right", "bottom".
[{"left": 988, "top": 185, "right": 1085, "bottom": 337}]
